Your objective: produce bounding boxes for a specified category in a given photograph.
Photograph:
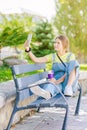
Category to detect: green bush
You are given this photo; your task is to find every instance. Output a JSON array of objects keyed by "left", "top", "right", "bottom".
[
  {"left": 0, "top": 65, "right": 12, "bottom": 82},
  {"left": 0, "top": 13, "right": 34, "bottom": 48},
  {"left": 0, "top": 26, "right": 28, "bottom": 47}
]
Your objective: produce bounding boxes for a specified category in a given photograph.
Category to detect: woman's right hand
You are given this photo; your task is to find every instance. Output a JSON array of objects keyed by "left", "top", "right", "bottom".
[{"left": 24, "top": 40, "right": 49, "bottom": 63}]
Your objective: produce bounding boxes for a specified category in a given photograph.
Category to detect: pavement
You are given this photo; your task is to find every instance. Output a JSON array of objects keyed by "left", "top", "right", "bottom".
[{"left": 11, "top": 94, "right": 87, "bottom": 130}]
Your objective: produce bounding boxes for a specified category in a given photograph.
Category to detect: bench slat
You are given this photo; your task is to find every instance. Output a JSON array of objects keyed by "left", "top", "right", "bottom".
[
  {"left": 16, "top": 71, "right": 48, "bottom": 89},
  {"left": 16, "top": 71, "right": 48, "bottom": 101},
  {"left": 12, "top": 63, "right": 46, "bottom": 75},
  {"left": 28, "top": 94, "right": 68, "bottom": 108}
]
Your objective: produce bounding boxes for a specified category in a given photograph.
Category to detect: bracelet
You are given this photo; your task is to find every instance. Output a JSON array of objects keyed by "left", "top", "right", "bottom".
[{"left": 25, "top": 48, "right": 31, "bottom": 52}]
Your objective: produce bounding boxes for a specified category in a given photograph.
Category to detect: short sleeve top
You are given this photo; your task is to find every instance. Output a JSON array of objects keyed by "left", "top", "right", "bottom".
[{"left": 46, "top": 52, "right": 75, "bottom": 63}]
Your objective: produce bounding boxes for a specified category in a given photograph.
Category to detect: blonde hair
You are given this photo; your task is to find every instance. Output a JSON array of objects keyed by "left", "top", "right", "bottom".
[{"left": 55, "top": 35, "right": 69, "bottom": 52}]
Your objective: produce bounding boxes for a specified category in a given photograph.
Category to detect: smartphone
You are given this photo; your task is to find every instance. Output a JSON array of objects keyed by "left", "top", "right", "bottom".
[{"left": 27, "top": 34, "right": 32, "bottom": 47}]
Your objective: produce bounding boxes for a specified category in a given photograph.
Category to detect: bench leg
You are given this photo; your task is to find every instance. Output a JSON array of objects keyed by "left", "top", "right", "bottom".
[
  {"left": 37, "top": 106, "right": 41, "bottom": 112},
  {"left": 75, "top": 83, "right": 82, "bottom": 115},
  {"left": 6, "top": 99, "right": 18, "bottom": 130},
  {"left": 62, "top": 105, "right": 69, "bottom": 130}
]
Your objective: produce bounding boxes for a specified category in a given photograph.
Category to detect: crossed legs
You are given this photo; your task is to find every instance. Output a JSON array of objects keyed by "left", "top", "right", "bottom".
[{"left": 30, "top": 86, "right": 51, "bottom": 100}]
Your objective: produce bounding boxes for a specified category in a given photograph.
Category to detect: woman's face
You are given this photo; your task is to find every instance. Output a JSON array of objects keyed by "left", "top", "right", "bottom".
[{"left": 54, "top": 38, "right": 64, "bottom": 52}]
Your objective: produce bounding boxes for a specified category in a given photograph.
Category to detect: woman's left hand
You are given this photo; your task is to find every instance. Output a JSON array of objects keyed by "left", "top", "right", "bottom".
[{"left": 49, "top": 78, "right": 57, "bottom": 84}]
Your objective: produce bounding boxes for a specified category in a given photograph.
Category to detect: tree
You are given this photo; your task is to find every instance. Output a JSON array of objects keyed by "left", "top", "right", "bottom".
[
  {"left": 54, "top": 0, "right": 87, "bottom": 61},
  {"left": 31, "top": 20, "right": 54, "bottom": 56}
]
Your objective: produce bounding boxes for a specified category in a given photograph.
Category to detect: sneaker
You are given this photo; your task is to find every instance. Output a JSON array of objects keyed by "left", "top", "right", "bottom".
[
  {"left": 30, "top": 86, "right": 51, "bottom": 100},
  {"left": 64, "top": 86, "right": 73, "bottom": 97}
]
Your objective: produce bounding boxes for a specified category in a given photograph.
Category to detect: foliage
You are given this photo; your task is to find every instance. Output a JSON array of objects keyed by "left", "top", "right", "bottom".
[
  {"left": 0, "top": 26, "right": 28, "bottom": 47},
  {"left": 31, "top": 20, "right": 55, "bottom": 56},
  {"left": 0, "top": 65, "right": 12, "bottom": 82},
  {"left": 0, "top": 14, "right": 55, "bottom": 57},
  {"left": 54, "top": 0, "right": 87, "bottom": 60},
  {"left": 0, "top": 13, "right": 34, "bottom": 48}
]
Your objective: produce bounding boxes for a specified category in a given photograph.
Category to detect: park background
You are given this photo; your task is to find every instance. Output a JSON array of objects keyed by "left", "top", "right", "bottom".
[{"left": 0, "top": 0, "right": 87, "bottom": 82}]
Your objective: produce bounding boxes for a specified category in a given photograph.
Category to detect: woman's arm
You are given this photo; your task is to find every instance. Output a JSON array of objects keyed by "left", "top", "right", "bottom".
[
  {"left": 24, "top": 40, "right": 49, "bottom": 63},
  {"left": 27, "top": 51, "right": 48, "bottom": 63},
  {"left": 49, "top": 74, "right": 66, "bottom": 85}
]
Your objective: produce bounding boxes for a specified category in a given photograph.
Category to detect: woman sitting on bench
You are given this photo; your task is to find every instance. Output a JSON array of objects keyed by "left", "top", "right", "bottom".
[{"left": 24, "top": 34, "right": 79, "bottom": 99}]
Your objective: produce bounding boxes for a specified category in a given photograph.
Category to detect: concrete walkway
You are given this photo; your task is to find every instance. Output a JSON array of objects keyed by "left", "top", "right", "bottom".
[{"left": 11, "top": 94, "right": 87, "bottom": 130}]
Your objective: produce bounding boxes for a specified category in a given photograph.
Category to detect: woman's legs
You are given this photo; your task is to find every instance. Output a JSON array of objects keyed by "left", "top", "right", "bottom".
[
  {"left": 66, "top": 69, "right": 76, "bottom": 87},
  {"left": 30, "top": 86, "right": 51, "bottom": 100},
  {"left": 42, "top": 83, "right": 62, "bottom": 97},
  {"left": 64, "top": 68, "right": 76, "bottom": 96},
  {"left": 30, "top": 83, "right": 62, "bottom": 99}
]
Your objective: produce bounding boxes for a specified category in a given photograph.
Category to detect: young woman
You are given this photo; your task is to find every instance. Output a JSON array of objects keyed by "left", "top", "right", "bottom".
[{"left": 24, "top": 34, "right": 79, "bottom": 99}]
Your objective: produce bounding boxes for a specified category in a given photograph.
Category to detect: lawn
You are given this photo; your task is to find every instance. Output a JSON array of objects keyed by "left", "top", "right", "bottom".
[{"left": 80, "top": 64, "right": 87, "bottom": 71}]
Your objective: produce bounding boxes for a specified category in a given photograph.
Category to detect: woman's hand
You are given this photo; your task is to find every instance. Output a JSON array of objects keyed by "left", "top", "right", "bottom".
[
  {"left": 56, "top": 73, "right": 66, "bottom": 84},
  {"left": 49, "top": 73, "right": 66, "bottom": 85},
  {"left": 49, "top": 78, "right": 57, "bottom": 84},
  {"left": 24, "top": 40, "right": 48, "bottom": 63},
  {"left": 24, "top": 40, "right": 30, "bottom": 51}
]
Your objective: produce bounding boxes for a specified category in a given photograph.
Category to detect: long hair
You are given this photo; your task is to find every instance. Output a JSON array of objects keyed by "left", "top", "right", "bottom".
[{"left": 55, "top": 35, "right": 69, "bottom": 52}]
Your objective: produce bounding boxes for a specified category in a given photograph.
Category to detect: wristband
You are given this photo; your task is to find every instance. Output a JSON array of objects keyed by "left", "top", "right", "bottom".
[{"left": 25, "top": 48, "right": 31, "bottom": 52}]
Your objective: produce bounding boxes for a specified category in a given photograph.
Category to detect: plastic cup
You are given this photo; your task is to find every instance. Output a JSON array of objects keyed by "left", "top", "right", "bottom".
[{"left": 48, "top": 70, "right": 54, "bottom": 79}]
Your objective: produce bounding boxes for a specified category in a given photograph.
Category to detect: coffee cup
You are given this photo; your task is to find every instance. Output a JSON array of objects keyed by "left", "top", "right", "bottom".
[{"left": 48, "top": 70, "right": 54, "bottom": 79}]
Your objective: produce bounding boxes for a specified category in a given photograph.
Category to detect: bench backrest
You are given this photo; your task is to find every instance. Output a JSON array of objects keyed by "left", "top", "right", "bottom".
[{"left": 11, "top": 63, "right": 48, "bottom": 101}]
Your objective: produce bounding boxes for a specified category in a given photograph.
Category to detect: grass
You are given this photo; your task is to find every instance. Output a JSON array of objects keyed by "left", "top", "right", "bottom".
[
  {"left": 0, "top": 62, "right": 87, "bottom": 83},
  {"left": 80, "top": 64, "right": 87, "bottom": 71},
  {"left": 0, "top": 65, "right": 12, "bottom": 82}
]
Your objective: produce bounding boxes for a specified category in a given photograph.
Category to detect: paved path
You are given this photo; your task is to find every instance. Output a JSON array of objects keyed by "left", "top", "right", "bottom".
[{"left": 11, "top": 94, "right": 87, "bottom": 130}]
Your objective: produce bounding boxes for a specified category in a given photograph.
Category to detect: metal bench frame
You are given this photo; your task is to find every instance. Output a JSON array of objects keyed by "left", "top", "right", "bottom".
[{"left": 6, "top": 63, "right": 82, "bottom": 130}]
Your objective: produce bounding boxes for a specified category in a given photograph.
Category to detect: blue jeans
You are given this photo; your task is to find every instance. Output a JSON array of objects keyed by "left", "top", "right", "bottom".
[{"left": 40, "top": 83, "right": 62, "bottom": 97}]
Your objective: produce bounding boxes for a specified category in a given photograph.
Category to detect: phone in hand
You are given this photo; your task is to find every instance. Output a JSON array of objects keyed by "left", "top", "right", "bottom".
[{"left": 27, "top": 34, "right": 32, "bottom": 47}]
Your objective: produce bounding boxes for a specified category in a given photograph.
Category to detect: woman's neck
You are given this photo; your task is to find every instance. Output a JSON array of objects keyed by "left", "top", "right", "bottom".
[{"left": 57, "top": 50, "right": 66, "bottom": 56}]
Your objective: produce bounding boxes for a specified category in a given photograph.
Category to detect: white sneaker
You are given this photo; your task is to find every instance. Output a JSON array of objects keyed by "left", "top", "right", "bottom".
[
  {"left": 64, "top": 86, "right": 73, "bottom": 97},
  {"left": 30, "top": 86, "right": 51, "bottom": 100}
]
